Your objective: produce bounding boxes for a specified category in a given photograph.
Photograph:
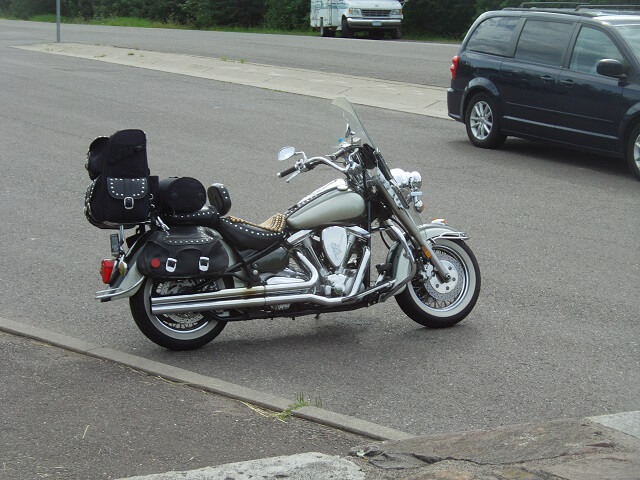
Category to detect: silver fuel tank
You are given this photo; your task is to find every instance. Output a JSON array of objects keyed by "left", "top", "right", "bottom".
[{"left": 286, "top": 179, "right": 365, "bottom": 230}]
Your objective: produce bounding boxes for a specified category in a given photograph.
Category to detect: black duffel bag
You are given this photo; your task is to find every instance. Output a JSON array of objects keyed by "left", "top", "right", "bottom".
[
  {"left": 158, "top": 177, "right": 207, "bottom": 214},
  {"left": 137, "top": 226, "right": 229, "bottom": 279}
]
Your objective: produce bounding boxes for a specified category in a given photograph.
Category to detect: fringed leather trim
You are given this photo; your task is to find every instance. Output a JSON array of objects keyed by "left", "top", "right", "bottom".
[{"left": 226, "top": 213, "right": 286, "bottom": 233}]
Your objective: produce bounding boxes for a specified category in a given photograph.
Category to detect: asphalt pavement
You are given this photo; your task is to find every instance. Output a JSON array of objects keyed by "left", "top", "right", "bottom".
[
  {"left": 2, "top": 323, "right": 639, "bottom": 479},
  {"left": 2, "top": 23, "right": 639, "bottom": 479}
]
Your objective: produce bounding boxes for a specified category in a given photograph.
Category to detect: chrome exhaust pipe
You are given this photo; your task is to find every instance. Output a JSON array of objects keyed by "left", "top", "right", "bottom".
[
  {"left": 151, "top": 252, "right": 319, "bottom": 308},
  {"left": 151, "top": 292, "right": 351, "bottom": 316},
  {"left": 150, "top": 248, "right": 376, "bottom": 316}
]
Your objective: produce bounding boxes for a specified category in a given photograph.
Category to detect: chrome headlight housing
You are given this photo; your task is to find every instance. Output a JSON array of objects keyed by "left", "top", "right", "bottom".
[
  {"left": 390, "top": 9, "right": 402, "bottom": 15},
  {"left": 391, "top": 168, "right": 424, "bottom": 212}
]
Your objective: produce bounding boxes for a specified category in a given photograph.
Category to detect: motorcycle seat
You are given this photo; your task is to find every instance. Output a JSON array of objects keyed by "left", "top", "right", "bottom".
[{"left": 218, "top": 213, "right": 286, "bottom": 250}]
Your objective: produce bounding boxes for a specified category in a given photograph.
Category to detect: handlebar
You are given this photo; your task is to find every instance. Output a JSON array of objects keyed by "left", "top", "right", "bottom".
[
  {"left": 277, "top": 165, "right": 298, "bottom": 178},
  {"left": 277, "top": 146, "right": 356, "bottom": 181}
]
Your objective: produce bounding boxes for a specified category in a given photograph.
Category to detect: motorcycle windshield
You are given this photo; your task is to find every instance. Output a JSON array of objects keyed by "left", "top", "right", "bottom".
[{"left": 330, "top": 97, "right": 377, "bottom": 150}]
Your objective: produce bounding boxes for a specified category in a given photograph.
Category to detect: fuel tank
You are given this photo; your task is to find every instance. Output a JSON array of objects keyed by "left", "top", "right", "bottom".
[{"left": 286, "top": 179, "right": 365, "bottom": 230}]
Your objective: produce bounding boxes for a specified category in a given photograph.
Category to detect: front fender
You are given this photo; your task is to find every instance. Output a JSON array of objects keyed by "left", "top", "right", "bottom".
[{"left": 387, "top": 223, "right": 469, "bottom": 295}]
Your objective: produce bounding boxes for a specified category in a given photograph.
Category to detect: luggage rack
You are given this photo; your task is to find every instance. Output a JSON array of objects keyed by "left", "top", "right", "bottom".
[
  {"left": 518, "top": 2, "right": 640, "bottom": 12},
  {"left": 517, "top": 2, "right": 640, "bottom": 12}
]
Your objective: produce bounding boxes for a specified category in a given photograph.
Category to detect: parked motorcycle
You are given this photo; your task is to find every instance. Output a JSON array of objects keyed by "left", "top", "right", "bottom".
[{"left": 85, "top": 97, "right": 480, "bottom": 350}]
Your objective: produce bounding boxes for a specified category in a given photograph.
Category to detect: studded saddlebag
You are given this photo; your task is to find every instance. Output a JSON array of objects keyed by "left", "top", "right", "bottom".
[
  {"left": 137, "top": 226, "right": 229, "bottom": 279},
  {"left": 84, "top": 129, "right": 153, "bottom": 229}
]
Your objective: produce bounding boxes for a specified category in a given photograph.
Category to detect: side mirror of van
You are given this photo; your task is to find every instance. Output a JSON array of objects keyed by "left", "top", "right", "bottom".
[{"left": 596, "top": 59, "right": 627, "bottom": 79}]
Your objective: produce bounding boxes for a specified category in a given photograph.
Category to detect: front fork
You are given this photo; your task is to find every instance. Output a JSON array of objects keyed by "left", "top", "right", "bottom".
[{"left": 393, "top": 210, "right": 452, "bottom": 283}]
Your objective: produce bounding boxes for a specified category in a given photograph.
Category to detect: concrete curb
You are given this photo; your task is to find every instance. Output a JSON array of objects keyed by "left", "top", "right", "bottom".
[
  {"left": 15, "top": 43, "right": 450, "bottom": 119},
  {"left": 0, "top": 316, "right": 415, "bottom": 442}
]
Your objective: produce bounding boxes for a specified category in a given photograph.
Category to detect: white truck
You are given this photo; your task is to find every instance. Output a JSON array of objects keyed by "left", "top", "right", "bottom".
[{"left": 310, "top": 0, "right": 404, "bottom": 39}]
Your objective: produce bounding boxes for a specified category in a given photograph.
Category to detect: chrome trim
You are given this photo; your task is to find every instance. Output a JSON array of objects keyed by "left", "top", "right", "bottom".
[{"left": 432, "top": 231, "right": 469, "bottom": 241}]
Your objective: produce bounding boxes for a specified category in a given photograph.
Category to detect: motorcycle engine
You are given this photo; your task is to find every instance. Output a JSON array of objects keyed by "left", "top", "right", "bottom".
[{"left": 320, "top": 226, "right": 368, "bottom": 296}]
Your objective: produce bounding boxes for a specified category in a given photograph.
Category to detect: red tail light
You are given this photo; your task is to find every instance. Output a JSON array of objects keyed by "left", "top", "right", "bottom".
[
  {"left": 100, "top": 259, "right": 115, "bottom": 284},
  {"left": 450, "top": 55, "right": 459, "bottom": 80}
]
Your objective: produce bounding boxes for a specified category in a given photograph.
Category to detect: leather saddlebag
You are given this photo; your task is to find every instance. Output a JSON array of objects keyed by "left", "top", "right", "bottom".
[
  {"left": 84, "top": 129, "right": 153, "bottom": 229},
  {"left": 137, "top": 226, "right": 229, "bottom": 279}
]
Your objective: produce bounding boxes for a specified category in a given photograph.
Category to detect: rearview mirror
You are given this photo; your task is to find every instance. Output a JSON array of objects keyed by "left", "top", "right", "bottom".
[
  {"left": 277, "top": 146, "right": 296, "bottom": 161},
  {"left": 597, "top": 59, "right": 626, "bottom": 79}
]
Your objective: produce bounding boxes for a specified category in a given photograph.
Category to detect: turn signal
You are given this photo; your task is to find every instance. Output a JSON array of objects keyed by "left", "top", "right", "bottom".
[{"left": 100, "top": 259, "right": 115, "bottom": 284}]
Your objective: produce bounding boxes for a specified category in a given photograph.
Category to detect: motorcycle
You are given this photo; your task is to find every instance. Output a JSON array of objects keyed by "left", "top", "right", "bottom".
[{"left": 89, "top": 97, "right": 481, "bottom": 350}]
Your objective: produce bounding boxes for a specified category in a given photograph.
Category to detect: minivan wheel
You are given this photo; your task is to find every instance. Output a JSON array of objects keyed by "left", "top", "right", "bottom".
[
  {"left": 626, "top": 123, "right": 640, "bottom": 180},
  {"left": 465, "top": 93, "right": 506, "bottom": 149}
]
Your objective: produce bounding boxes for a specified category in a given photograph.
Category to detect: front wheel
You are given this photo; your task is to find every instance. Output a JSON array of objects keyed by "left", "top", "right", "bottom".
[
  {"left": 129, "top": 277, "right": 229, "bottom": 350},
  {"left": 395, "top": 239, "right": 480, "bottom": 328},
  {"left": 341, "top": 17, "right": 352, "bottom": 38},
  {"left": 625, "top": 123, "right": 640, "bottom": 181}
]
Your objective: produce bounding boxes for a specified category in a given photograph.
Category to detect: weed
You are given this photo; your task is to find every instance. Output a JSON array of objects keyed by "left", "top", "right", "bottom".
[{"left": 242, "top": 393, "right": 322, "bottom": 423}]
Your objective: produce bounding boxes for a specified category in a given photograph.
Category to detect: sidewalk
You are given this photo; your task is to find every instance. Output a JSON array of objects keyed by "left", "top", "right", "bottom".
[
  {"left": 1, "top": 320, "right": 639, "bottom": 480},
  {"left": 16, "top": 43, "right": 450, "bottom": 119}
]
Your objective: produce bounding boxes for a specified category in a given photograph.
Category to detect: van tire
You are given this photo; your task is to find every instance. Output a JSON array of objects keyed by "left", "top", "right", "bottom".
[
  {"left": 341, "top": 17, "right": 352, "bottom": 38},
  {"left": 465, "top": 93, "right": 506, "bottom": 149}
]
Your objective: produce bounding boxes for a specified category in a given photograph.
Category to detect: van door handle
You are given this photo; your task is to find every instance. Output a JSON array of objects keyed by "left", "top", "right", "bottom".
[
  {"left": 540, "top": 75, "right": 556, "bottom": 83},
  {"left": 560, "top": 78, "right": 575, "bottom": 88}
]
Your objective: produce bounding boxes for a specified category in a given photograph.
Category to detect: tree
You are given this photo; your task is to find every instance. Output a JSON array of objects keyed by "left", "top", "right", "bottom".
[{"left": 264, "top": 0, "right": 308, "bottom": 30}]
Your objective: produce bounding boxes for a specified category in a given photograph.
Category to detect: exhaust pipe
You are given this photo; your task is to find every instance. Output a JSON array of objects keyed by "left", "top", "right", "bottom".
[
  {"left": 151, "top": 252, "right": 319, "bottom": 308},
  {"left": 150, "top": 249, "right": 375, "bottom": 316}
]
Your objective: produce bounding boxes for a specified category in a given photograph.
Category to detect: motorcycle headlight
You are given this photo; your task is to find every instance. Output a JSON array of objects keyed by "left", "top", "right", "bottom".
[{"left": 391, "top": 169, "right": 423, "bottom": 208}]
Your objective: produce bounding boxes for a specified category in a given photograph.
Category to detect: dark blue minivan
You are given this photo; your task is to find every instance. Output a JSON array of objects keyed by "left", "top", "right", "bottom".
[{"left": 447, "top": 5, "right": 640, "bottom": 180}]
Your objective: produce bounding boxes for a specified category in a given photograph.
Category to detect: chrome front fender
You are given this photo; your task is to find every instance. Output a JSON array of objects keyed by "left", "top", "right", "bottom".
[{"left": 387, "top": 223, "right": 469, "bottom": 295}]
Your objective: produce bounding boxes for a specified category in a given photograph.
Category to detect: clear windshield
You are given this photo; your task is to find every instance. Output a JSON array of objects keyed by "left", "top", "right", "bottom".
[
  {"left": 330, "top": 97, "right": 377, "bottom": 150},
  {"left": 616, "top": 24, "right": 640, "bottom": 59}
]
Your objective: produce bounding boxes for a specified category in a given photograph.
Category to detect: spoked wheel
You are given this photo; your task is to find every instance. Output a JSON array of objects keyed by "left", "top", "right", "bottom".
[
  {"left": 396, "top": 239, "right": 481, "bottom": 328},
  {"left": 130, "top": 277, "right": 230, "bottom": 350}
]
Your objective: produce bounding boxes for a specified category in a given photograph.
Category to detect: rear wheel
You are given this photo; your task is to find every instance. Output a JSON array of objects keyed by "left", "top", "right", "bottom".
[
  {"left": 465, "top": 93, "right": 506, "bottom": 149},
  {"left": 625, "top": 123, "right": 640, "bottom": 180},
  {"left": 130, "top": 277, "right": 229, "bottom": 350},
  {"left": 395, "top": 239, "right": 481, "bottom": 328},
  {"left": 320, "top": 21, "right": 334, "bottom": 37}
]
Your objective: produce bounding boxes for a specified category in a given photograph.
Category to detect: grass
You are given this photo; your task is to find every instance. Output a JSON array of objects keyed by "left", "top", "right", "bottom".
[
  {"left": 7, "top": 14, "right": 462, "bottom": 42},
  {"left": 242, "top": 393, "right": 323, "bottom": 422}
]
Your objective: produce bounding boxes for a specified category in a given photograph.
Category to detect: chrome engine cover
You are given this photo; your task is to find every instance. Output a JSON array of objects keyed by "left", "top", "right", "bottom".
[{"left": 322, "top": 226, "right": 349, "bottom": 268}]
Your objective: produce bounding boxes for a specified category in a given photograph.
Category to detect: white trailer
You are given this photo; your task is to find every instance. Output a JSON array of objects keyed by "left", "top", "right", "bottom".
[{"left": 310, "top": 0, "right": 403, "bottom": 39}]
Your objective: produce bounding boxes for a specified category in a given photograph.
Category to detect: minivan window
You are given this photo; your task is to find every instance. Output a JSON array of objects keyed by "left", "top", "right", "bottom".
[
  {"left": 466, "top": 16, "right": 520, "bottom": 56},
  {"left": 515, "top": 20, "right": 574, "bottom": 66},
  {"left": 570, "top": 27, "right": 624, "bottom": 73},
  {"left": 616, "top": 24, "right": 640, "bottom": 59}
]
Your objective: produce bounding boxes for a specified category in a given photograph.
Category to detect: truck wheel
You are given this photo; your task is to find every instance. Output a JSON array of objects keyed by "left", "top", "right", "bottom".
[{"left": 341, "top": 17, "right": 352, "bottom": 38}]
